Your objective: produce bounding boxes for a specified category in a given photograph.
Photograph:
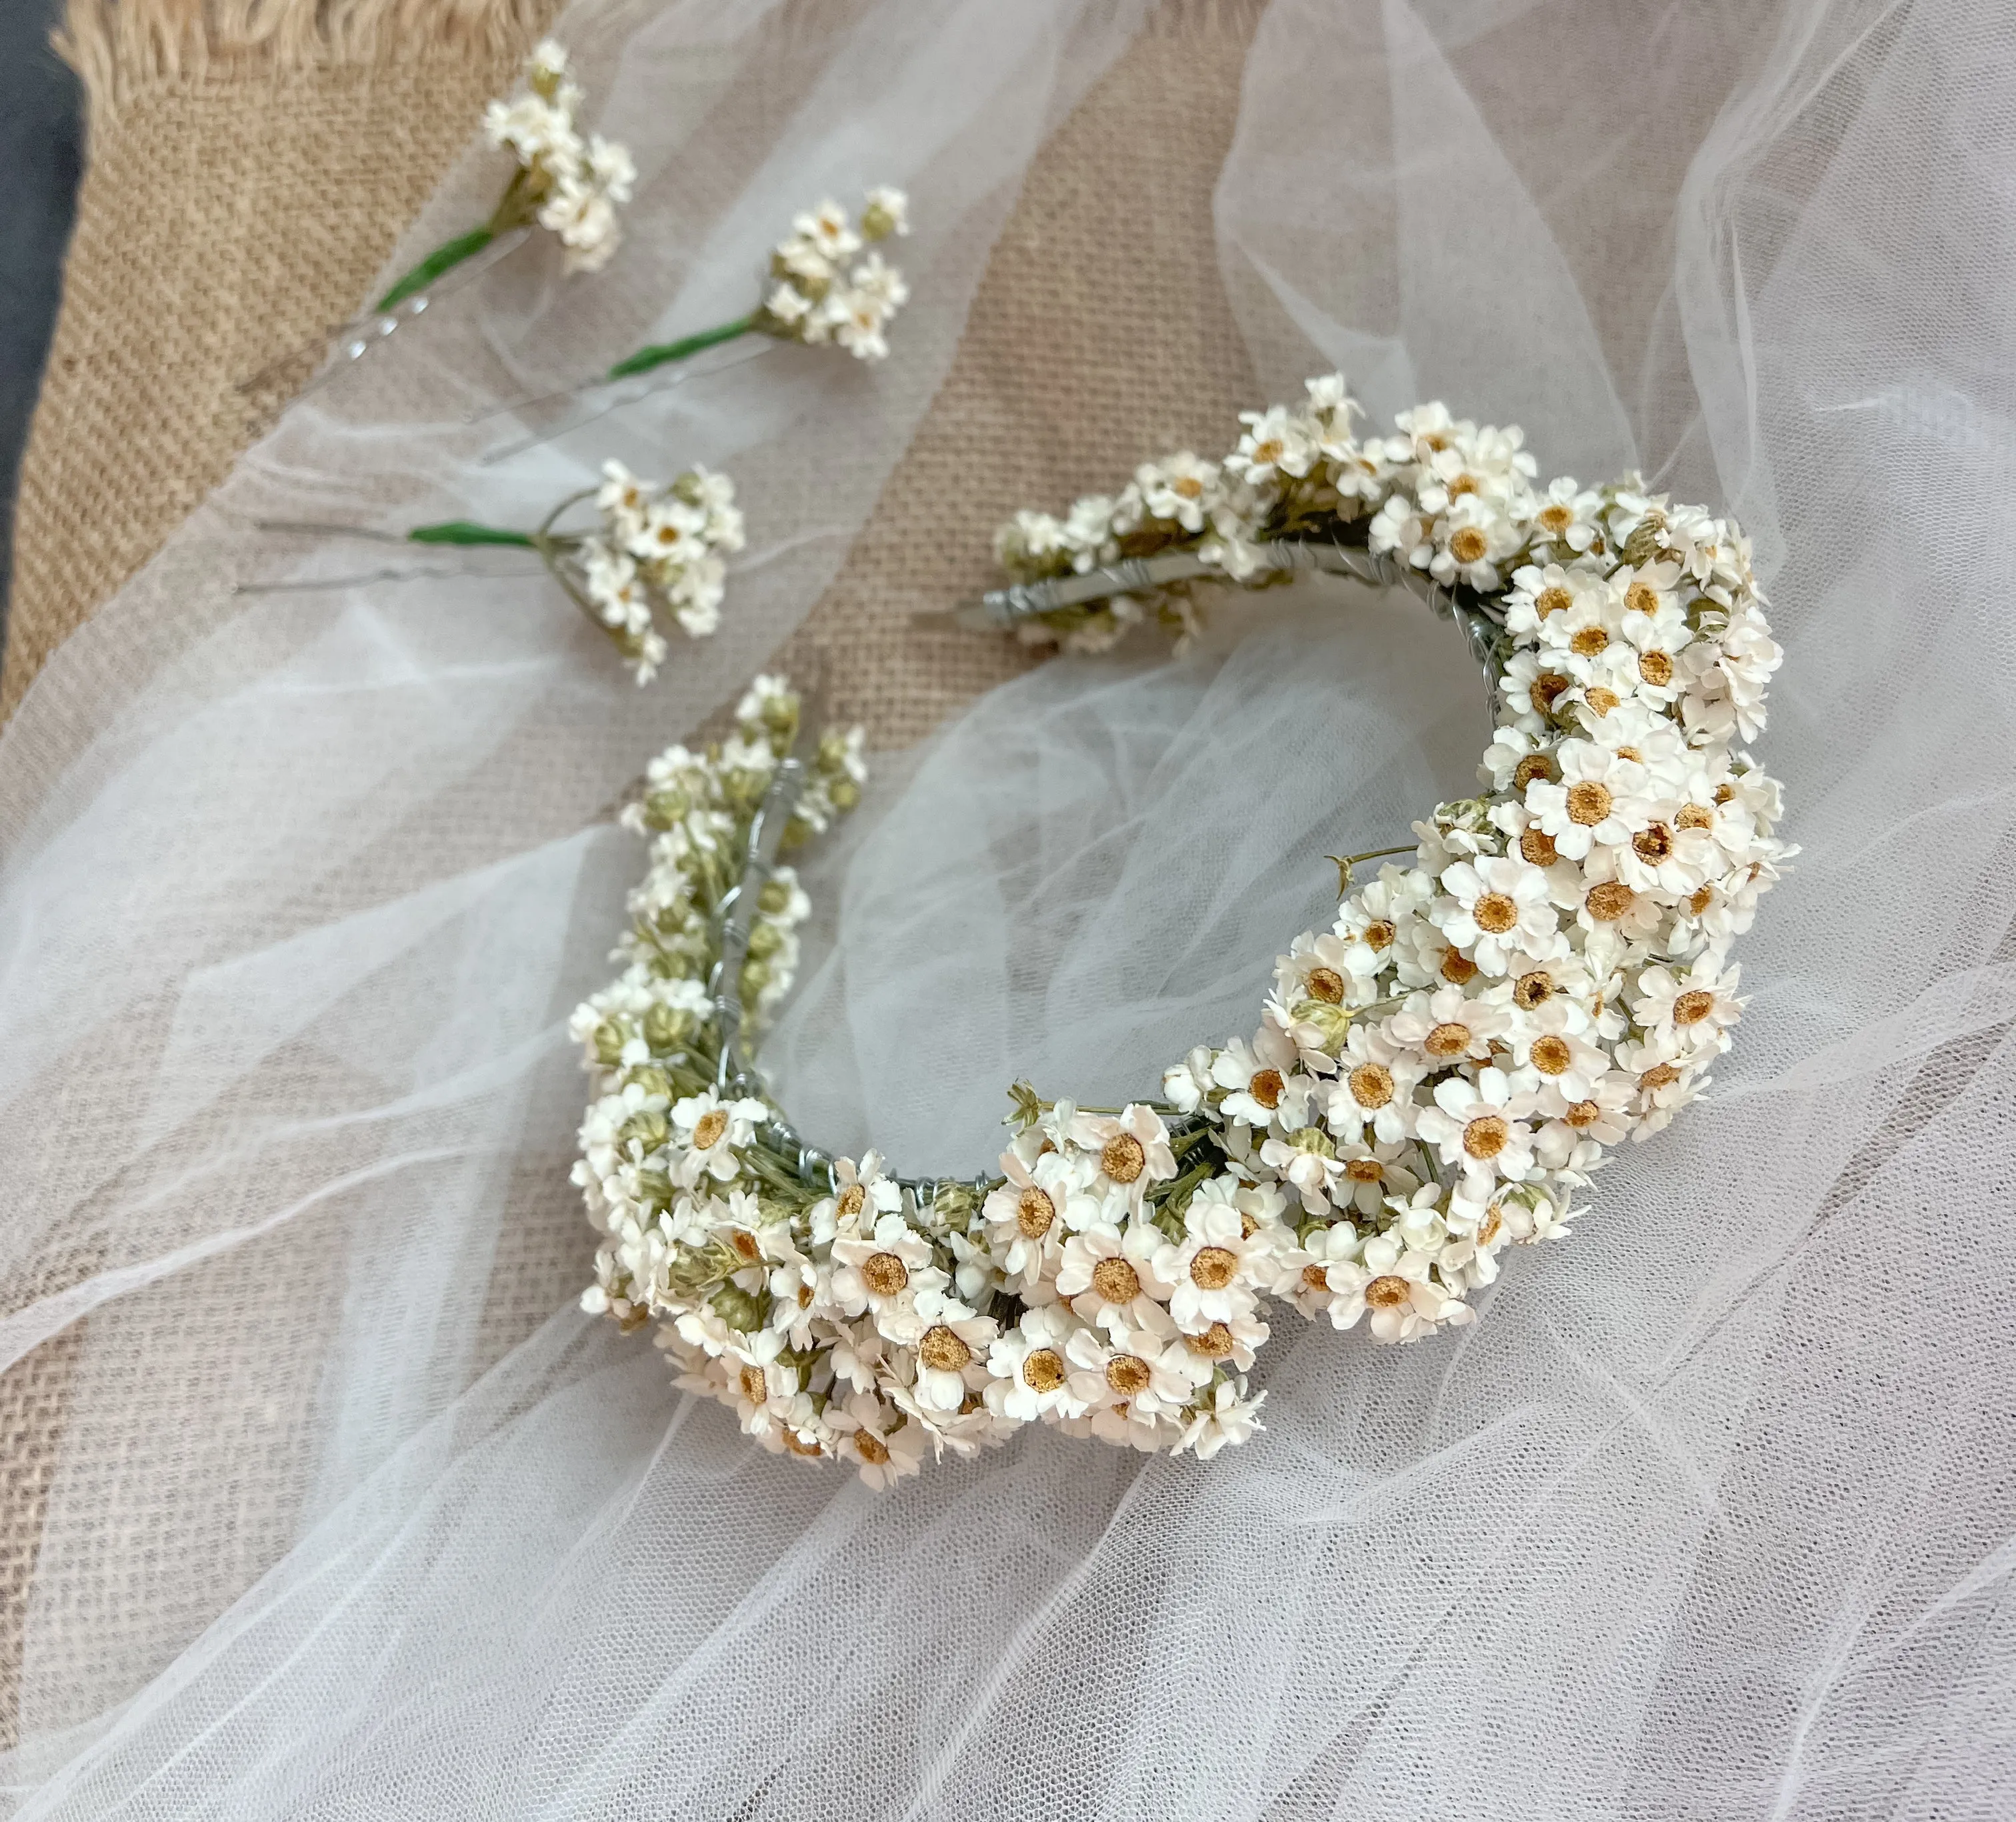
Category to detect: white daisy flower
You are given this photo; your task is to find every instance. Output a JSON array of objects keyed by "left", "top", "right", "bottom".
[
  {"left": 905, "top": 1291, "right": 997, "bottom": 1413},
  {"left": 1367, "top": 491, "right": 1433, "bottom": 570},
  {"left": 1056, "top": 1219, "right": 1175, "bottom": 1329},
  {"left": 1614, "top": 1039, "right": 1712, "bottom": 1136},
  {"left": 1573, "top": 851, "right": 1665, "bottom": 941},
  {"left": 1535, "top": 571, "right": 1629, "bottom": 667},
  {"left": 1136, "top": 452, "right": 1221, "bottom": 532},
  {"left": 1524, "top": 739, "right": 1657, "bottom": 860},
  {"left": 1385, "top": 984, "right": 1511, "bottom": 1070},
  {"left": 829, "top": 1213, "right": 945, "bottom": 1343},
  {"left": 1528, "top": 477, "right": 1604, "bottom": 555},
  {"left": 669, "top": 1088, "right": 766, "bottom": 1187},
  {"left": 1153, "top": 1191, "right": 1273, "bottom": 1333},
  {"left": 861, "top": 185, "right": 909, "bottom": 239},
  {"left": 981, "top": 1137, "right": 1091, "bottom": 1291},
  {"left": 1069, "top": 1103, "right": 1177, "bottom": 1213},
  {"left": 833, "top": 1393, "right": 925, "bottom": 1489},
  {"left": 1531, "top": 1071, "right": 1640, "bottom": 1162},
  {"left": 828, "top": 1151, "right": 904, "bottom": 1235},
  {"left": 1430, "top": 493, "right": 1525, "bottom": 590},
  {"left": 1257, "top": 1126, "right": 1347, "bottom": 1216},
  {"left": 826, "top": 1315, "right": 889, "bottom": 1396},
  {"left": 1332, "top": 1133, "right": 1420, "bottom": 1215},
  {"left": 1161, "top": 1043, "right": 1218, "bottom": 1114},
  {"left": 1630, "top": 958, "right": 1744, "bottom": 1049},
  {"left": 1275, "top": 1220, "right": 1370, "bottom": 1326},
  {"left": 1432, "top": 855, "right": 1562, "bottom": 974},
  {"left": 1435, "top": 1187, "right": 1511, "bottom": 1292},
  {"left": 985, "top": 1303, "right": 1090, "bottom": 1424},
  {"left": 1211, "top": 1025, "right": 1311, "bottom": 1133},
  {"left": 1494, "top": 647, "right": 1573, "bottom": 731},
  {"left": 793, "top": 197, "right": 861, "bottom": 261},
  {"left": 1175, "top": 1302, "right": 1270, "bottom": 1375},
  {"left": 765, "top": 281, "right": 813, "bottom": 329},
  {"left": 1504, "top": 998, "right": 1613, "bottom": 1102},
  {"left": 825, "top": 285, "right": 894, "bottom": 361},
  {"left": 1326, "top": 1021, "right": 1426, "bottom": 1145},
  {"left": 1607, "top": 557, "right": 1685, "bottom": 620},
  {"left": 1063, "top": 1310, "right": 1207, "bottom": 1432},
  {"left": 1226, "top": 404, "right": 1316, "bottom": 485},
  {"left": 1413, "top": 1066, "right": 1537, "bottom": 1189},
  {"left": 1177, "top": 1379, "right": 1266, "bottom": 1459},
  {"left": 595, "top": 459, "right": 650, "bottom": 533},
  {"left": 1355, "top": 1230, "right": 1473, "bottom": 1343},
  {"left": 1615, "top": 599, "right": 1694, "bottom": 704}
]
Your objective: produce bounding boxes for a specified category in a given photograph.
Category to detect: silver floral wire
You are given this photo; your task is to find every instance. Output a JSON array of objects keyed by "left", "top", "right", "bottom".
[
  {"left": 959, "top": 539, "right": 1510, "bottom": 715},
  {"left": 705, "top": 712, "right": 999, "bottom": 1213},
  {"left": 475, "top": 337, "right": 779, "bottom": 468},
  {"left": 237, "top": 227, "right": 532, "bottom": 401},
  {"left": 230, "top": 519, "right": 546, "bottom": 598},
  {"left": 230, "top": 567, "right": 473, "bottom": 597}
]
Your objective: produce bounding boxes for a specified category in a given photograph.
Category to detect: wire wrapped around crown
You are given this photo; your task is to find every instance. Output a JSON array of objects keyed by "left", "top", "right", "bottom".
[{"left": 571, "top": 373, "right": 1791, "bottom": 1485}]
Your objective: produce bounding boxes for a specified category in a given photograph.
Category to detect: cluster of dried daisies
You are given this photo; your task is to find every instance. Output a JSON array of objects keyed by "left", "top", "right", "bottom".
[
  {"left": 480, "top": 39, "right": 639, "bottom": 275},
  {"left": 571, "top": 374, "right": 1789, "bottom": 1482}
]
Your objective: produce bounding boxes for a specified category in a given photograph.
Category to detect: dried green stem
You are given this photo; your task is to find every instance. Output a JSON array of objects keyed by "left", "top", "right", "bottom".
[{"left": 607, "top": 313, "right": 760, "bottom": 381}]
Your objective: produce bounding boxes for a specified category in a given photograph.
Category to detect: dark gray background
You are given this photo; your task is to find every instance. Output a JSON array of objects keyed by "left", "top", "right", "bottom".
[{"left": 0, "top": 0, "right": 84, "bottom": 659}]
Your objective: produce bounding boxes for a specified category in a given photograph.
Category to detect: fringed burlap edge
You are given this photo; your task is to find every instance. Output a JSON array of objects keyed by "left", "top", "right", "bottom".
[{"left": 55, "top": 0, "right": 547, "bottom": 119}]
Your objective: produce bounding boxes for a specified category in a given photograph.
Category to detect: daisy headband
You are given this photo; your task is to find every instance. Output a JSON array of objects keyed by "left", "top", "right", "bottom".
[{"left": 571, "top": 373, "right": 1790, "bottom": 1484}]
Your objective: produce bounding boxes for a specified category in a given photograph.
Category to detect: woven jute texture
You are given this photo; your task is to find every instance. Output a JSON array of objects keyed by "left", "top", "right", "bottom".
[
  {"left": 785, "top": 1, "right": 1267, "bottom": 747},
  {"left": 0, "top": 39, "right": 545, "bottom": 723},
  {"left": 0, "top": 0, "right": 1267, "bottom": 1751},
  {"left": 0, "top": 6, "right": 556, "bottom": 1745}
]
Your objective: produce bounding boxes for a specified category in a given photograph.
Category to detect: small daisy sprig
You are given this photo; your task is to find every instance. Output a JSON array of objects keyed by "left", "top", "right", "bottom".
[
  {"left": 378, "top": 39, "right": 635, "bottom": 314},
  {"left": 599, "top": 188, "right": 911, "bottom": 383},
  {"left": 244, "top": 41, "right": 634, "bottom": 397},
  {"left": 401, "top": 461, "right": 743, "bottom": 684}
]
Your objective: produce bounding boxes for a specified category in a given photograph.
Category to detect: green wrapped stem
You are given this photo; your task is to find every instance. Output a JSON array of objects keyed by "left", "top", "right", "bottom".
[
  {"left": 406, "top": 521, "right": 538, "bottom": 549},
  {"left": 605, "top": 313, "right": 758, "bottom": 380},
  {"left": 374, "top": 227, "right": 499, "bottom": 314}
]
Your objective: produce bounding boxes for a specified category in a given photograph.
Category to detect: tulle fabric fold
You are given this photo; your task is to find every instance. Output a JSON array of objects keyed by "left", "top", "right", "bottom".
[{"left": 5, "top": 0, "right": 2015, "bottom": 1813}]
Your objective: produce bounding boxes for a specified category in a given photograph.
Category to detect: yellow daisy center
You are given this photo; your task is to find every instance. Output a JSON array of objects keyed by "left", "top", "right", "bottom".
[
  {"left": 861, "top": 1252, "right": 909, "bottom": 1298},
  {"left": 1015, "top": 1187, "right": 1055, "bottom": 1240},
  {"left": 1101, "top": 1133, "right": 1146, "bottom": 1183},
  {"left": 1189, "top": 1246, "right": 1239, "bottom": 1291},
  {"left": 1091, "top": 1257, "right": 1141, "bottom": 1304},
  {"left": 917, "top": 1326, "right": 971, "bottom": 1374}
]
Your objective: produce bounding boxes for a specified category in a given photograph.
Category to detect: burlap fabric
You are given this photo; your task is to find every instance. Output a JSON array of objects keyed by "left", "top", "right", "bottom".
[{"left": 0, "top": 0, "right": 1266, "bottom": 1752}]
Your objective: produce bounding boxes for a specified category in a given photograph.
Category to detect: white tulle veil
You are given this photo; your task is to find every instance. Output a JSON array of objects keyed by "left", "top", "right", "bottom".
[{"left": 4, "top": 0, "right": 2014, "bottom": 1813}]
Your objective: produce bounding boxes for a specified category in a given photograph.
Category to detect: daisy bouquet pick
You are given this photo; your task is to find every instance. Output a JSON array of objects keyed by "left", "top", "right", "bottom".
[
  {"left": 471, "top": 188, "right": 914, "bottom": 457},
  {"left": 248, "top": 41, "right": 635, "bottom": 394},
  {"left": 251, "top": 459, "right": 744, "bottom": 686},
  {"left": 387, "top": 37, "right": 637, "bottom": 309},
  {"left": 601, "top": 186, "right": 912, "bottom": 381}
]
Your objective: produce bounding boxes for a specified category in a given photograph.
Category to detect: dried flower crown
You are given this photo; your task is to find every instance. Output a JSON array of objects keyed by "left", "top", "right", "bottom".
[{"left": 573, "top": 373, "right": 1790, "bottom": 1484}]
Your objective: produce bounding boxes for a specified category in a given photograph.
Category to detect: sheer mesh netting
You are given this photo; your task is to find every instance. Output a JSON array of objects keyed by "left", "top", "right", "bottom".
[{"left": 3, "top": 0, "right": 2013, "bottom": 1814}]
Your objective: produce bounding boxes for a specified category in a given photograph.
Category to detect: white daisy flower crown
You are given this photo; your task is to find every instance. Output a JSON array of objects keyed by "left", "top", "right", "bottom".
[{"left": 570, "top": 373, "right": 1790, "bottom": 1485}]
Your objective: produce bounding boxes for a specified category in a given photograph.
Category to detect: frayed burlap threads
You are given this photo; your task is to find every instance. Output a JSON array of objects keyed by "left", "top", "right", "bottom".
[{"left": 55, "top": 0, "right": 548, "bottom": 119}]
